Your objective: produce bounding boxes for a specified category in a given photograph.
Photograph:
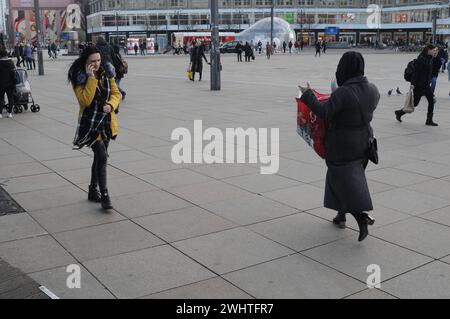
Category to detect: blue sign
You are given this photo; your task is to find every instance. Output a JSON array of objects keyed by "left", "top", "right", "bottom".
[
  {"left": 60, "top": 33, "right": 69, "bottom": 40},
  {"left": 325, "top": 27, "right": 340, "bottom": 35}
]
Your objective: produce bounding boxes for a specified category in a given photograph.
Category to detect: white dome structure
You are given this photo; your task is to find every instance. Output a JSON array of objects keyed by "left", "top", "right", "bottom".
[{"left": 236, "top": 17, "right": 295, "bottom": 47}]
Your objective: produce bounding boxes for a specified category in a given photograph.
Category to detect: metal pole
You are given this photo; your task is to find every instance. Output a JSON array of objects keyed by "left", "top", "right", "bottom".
[
  {"left": 34, "top": 0, "right": 44, "bottom": 75},
  {"left": 432, "top": 8, "right": 437, "bottom": 44},
  {"left": 270, "top": 0, "right": 274, "bottom": 49},
  {"left": 115, "top": 11, "right": 118, "bottom": 44},
  {"left": 0, "top": 0, "right": 4, "bottom": 46},
  {"left": 210, "top": 0, "right": 220, "bottom": 91}
]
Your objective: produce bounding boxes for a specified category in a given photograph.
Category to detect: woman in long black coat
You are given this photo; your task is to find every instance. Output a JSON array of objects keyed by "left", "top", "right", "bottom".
[
  {"left": 299, "top": 51, "right": 380, "bottom": 242},
  {"left": 190, "top": 41, "right": 209, "bottom": 81}
]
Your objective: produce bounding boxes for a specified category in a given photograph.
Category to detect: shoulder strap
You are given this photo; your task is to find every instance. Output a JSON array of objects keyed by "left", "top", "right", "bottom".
[{"left": 346, "top": 86, "right": 373, "bottom": 137}]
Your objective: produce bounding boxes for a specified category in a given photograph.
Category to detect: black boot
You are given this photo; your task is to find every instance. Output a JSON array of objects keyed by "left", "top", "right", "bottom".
[
  {"left": 425, "top": 114, "right": 438, "bottom": 126},
  {"left": 395, "top": 110, "right": 405, "bottom": 123},
  {"left": 88, "top": 185, "right": 101, "bottom": 202},
  {"left": 101, "top": 190, "right": 113, "bottom": 210},
  {"left": 332, "top": 212, "right": 346, "bottom": 229},
  {"left": 351, "top": 212, "right": 375, "bottom": 242}
]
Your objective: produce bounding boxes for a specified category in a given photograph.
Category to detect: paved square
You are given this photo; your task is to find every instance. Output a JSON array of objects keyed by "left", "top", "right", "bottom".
[{"left": 0, "top": 50, "right": 449, "bottom": 298}]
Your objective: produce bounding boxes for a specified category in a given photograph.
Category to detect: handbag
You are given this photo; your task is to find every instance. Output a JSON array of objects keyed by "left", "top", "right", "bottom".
[
  {"left": 296, "top": 90, "right": 329, "bottom": 159},
  {"left": 402, "top": 86, "right": 415, "bottom": 113}
]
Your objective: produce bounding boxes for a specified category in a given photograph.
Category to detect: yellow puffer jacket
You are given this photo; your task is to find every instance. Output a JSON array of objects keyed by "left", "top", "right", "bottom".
[{"left": 73, "top": 76, "right": 121, "bottom": 139}]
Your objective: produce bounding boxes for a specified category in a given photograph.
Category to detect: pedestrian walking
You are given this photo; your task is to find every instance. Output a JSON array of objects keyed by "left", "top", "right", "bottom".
[
  {"left": 288, "top": 40, "right": 293, "bottom": 54},
  {"left": 322, "top": 41, "right": 327, "bottom": 54},
  {"left": 258, "top": 40, "right": 262, "bottom": 55},
  {"left": 283, "top": 41, "right": 287, "bottom": 53},
  {"left": 0, "top": 48, "right": 16, "bottom": 119},
  {"left": 315, "top": 41, "right": 322, "bottom": 57},
  {"left": 266, "top": 42, "right": 272, "bottom": 60},
  {"left": 298, "top": 51, "right": 379, "bottom": 242},
  {"left": 68, "top": 46, "right": 121, "bottom": 210},
  {"left": 236, "top": 41, "right": 243, "bottom": 62},
  {"left": 190, "top": 40, "right": 209, "bottom": 82},
  {"left": 395, "top": 44, "right": 438, "bottom": 126},
  {"left": 134, "top": 43, "right": 139, "bottom": 56},
  {"left": 244, "top": 42, "right": 252, "bottom": 62}
]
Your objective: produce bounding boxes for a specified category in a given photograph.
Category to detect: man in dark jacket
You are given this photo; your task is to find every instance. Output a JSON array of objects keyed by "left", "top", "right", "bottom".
[
  {"left": 190, "top": 40, "right": 209, "bottom": 81},
  {"left": 244, "top": 42, "right": 252, "bottom": 62},
  {"left": 315, "top": 41, "right": 321, "bottom": 57},
  {"left": 96, "top": 37, "right": 116, "bottom": 78},
  {"left": 0, "top": 48, "right": 17, "bottom": 118},
  {"left": 236, "top": 41, "right": 243, "bottom": 62},
  {"left": 395, "top": 44, "right": 438, "bottom": 126},
  {"left": 299, "top": 51, "right": 379, "bottom": 242}
]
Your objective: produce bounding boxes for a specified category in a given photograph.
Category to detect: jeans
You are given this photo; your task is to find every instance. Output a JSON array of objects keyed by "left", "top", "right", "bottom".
[
  {"left": 115, "top": 78, "right": 125, "bottom": 97},
  {"left": 91, "top": 139, "right": 110, "bottom": 192},
  {"left": 441, "top": 58, "right": 446, "bottom": 72},
  {"left": 431, "top": 76, "right": 437, "bottom": 93}
]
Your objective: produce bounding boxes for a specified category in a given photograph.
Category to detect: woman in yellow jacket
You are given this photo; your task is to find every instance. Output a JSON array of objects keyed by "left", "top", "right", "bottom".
[{"left": 68, "top": 46, "right": 121, "bottom": 209}]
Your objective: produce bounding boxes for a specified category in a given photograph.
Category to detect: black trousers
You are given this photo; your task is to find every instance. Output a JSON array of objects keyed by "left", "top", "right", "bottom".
[
  {"left": 0, "top": 87, "right": 14, "bottom": 114},
  {"left": 91, "top": 139, "right": 110, "bottom": 193},
  {"left": 237, "top": 52, "right": 242, "bottom": 62},
  {"left": 414, "top": 86, "right": 434, "bottom": 117}
]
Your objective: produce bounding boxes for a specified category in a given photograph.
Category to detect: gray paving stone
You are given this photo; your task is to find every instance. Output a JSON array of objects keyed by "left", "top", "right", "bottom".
[
  {"left": 58, "top": 166, "right": 130, "bottom": 185},
  {"left": 0, "top": 162, "right": 52, "bottom": 179},
  {"left": 107, "top": 150, "right": 154, "bottom": 164},
  {"left": 366, "top": 168, "right": 434, "bottom": 187},
  {"left": 262, "top": 184, "right": 324, "bottom": 211},
  {"left": 11, "top": 185, "right": 87, "bottom": 212},
  {"left": 114, "top": 158, "right": 179, "bottom": 176},
  {"left": 25, "top": 147, "right": 84, "bottom": 162},
  {"left": 249, "top": 213, "right": 350, "bottom": 251},
  {"left": 224, "top": 254, "right": 365, "bottom": 299},
  {"left": 420, "top": 206, "right": 450, "bottom": 227},
  {"left": 30, "top": 265, "right": 115, "bottom": 299},
  {"left": 78, "top": 175, "right": 157, "bottom": 198},
  {"left": 223, "top": 173, "right": 302, "bottom": 194},
  {"left": 307, "top": 205, "right": 411, "bottom": 230},
  {"left": 394, "top": 161, "right": 450, "bottom": 178},
  {"left": 382, "top": 261, "right": 450, "bottom": 299},
  {"left": 54, "top": 220, "right": 164, "bottom": 262},
  {"left": 277, "top": 158, "right": 326, "bottom": 183},
  {"left": 2, "top": 173, "right": 70, "bottom": 194},
  {"left": 345, "top": 288, "right": 397, "bottom": 299},
  {"left": 0, "top": 152, "right": 35, "bottom": 165},
  {"left": 112, "top": 190, "right": 192, "bottom": 218},
  {"left": 200, "top": 194, "right": 298, "bottom": 226},
  {"left": 441, "top": 256, "right": 450, "bottom": 265},
  {"left": 0, "top": 214, "right": 47, "bottom": 243},
  {"left": 371, "top": 218, "right": 450, "bottom": 259},
  {"left": 83, "top": 245, "right": 215, "bottom": 299},
  {"left": 169, "top": 181, "right": 253, "bottom": 205},
  {"left": 406, "top": 179, "right": 450, "bottom": 201},
  {"left": 0, "top": 235, "right": 76, "bottom": 274},
  {"left": 133, "top": 206, "right": 236, "bottom": 243},
  {"left": 173, "top": 227, "right": 293, "bottom": 274},
  {"left": 303, "top": 236, "right": 432, "bottom": 283},
  {"left": 142, "top": 277, "right": 252, "bottom": 299},
  {"left": 42, "top": 156, "right": 94, "bottom": 172},
  {"left": 30, "top": 202, "right": 125, "bottom": 233},
  {"left": 188, "top": 163, "right": 259, "bottom": 180},
  {"left": 139, "top": 169, "right": 215, "bottom": 189},
  {"left": 372, "top": 188, "right": 450, "bottom": 216}
]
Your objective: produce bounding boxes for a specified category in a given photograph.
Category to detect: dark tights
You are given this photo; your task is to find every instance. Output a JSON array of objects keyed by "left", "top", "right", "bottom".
[{"left": 90, "top": 139, "right": 109, "bottom": 193}]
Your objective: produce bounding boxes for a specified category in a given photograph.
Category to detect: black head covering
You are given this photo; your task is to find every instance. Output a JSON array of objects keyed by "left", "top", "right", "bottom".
[{"left": 335, "top": 51, "right": 365, "bottom": 87}]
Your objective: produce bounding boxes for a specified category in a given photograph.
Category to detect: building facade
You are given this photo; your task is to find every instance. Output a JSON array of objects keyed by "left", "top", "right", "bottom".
[
  {"left": 87, "top": 0, "right": 450, "bottom": 47},
  {"left": 7, "top": 0, "right": 87, "bottom": 46}
]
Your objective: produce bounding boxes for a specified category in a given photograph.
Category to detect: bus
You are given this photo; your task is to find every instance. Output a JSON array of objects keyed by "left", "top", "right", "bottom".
[{"left": 171, "top": 32, "right": 236, "bottom": 47}]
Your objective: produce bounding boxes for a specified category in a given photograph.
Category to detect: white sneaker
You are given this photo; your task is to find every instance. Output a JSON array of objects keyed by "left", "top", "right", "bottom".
[
  {"left": 0, "top": 114, "right": 3, "bottom": 119},
  {"left": 7, "top": 113, "right": 13, "bottom": 118}
]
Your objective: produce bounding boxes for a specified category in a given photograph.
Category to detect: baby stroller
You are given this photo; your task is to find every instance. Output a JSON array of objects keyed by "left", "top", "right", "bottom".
[{"left": 13, "top": 69, "right": 40, "bottom": 114}]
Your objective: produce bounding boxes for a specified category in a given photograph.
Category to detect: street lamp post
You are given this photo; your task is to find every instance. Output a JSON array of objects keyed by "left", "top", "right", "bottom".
[
  {"left": 270, "top": 0, "right": 274, "bottom": 49},
  {"left": 115, "top": 11, "right": 119, "bottom": 44},
  {"left": 210, "top": 0, "right": 220, "bottom": 91},
  {"left": 34, "top": 0, "right": 44, "bottom": 75}
]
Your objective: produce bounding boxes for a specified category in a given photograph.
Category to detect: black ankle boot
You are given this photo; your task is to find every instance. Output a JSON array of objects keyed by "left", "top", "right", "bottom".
[
  {"left": 352, "top": 212, "right": 375, "bottom": 242},
  {"left": 101, "top": 191, "right": 113, "bottom": 210},
  {"left": 425, "top": 119, "right": 438, "bottom": 126},
  {"left": 88, "top": 185, "right": 101, "bottom": 202},
  {"left": 395, "top": 110, "right": 404, "bottom": 123},
  {"left": 333, "top": 213, "right": 346, "bottom": 229}
]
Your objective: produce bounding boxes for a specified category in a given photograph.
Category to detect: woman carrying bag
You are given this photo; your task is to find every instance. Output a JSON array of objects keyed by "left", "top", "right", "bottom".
[
  {"left": 68, "top": 47, "right": 121, "bottom": 210},
  {"left": 299, "top": 52, "right": 380, "bottom": 242}
]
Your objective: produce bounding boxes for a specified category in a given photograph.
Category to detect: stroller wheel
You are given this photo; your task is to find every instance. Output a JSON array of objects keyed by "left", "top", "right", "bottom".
[
  {"left": 13, "top": 106, "right": 20, "bottom": 114},
  {"left": 17, "top": 105, "right": 24, "bottom": 113},
  {"left": 31, "top": 104, "right": 40, "bottom": 113}
]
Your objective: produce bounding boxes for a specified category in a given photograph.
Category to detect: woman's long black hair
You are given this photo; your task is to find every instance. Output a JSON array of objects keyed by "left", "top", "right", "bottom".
[{"left": 68, "top": 46, "right": 101, "bottom": 87}]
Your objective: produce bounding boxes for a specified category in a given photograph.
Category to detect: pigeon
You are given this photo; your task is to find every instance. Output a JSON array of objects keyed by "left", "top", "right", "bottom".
[
  {"left": 396, "top": 87, "right": 402, "bottom": 95},
  {"left": 388, "top": 89, "right": 393, "bottom": 96}
]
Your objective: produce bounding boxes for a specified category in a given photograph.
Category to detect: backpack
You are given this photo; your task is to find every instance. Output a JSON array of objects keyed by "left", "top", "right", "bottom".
[{"left": 404, "top": 59, "right": 417, "bottom": 82}]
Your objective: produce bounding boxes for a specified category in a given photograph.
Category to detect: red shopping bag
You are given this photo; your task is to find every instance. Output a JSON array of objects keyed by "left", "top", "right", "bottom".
[{"left": 296, "top": 90, "right": 329, "bottom": 159}]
